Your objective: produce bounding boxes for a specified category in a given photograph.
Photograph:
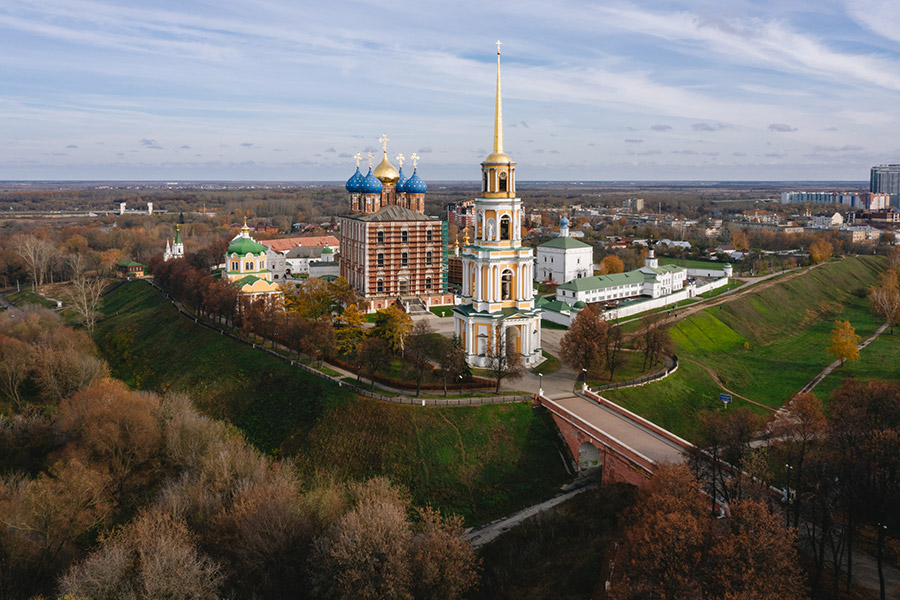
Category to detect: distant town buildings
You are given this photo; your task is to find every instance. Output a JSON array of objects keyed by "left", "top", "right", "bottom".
[
  {"left": 622, "top": 198, "right": 644, "bottom": 213},
  {"left": 446, "top": 199, "right": 476, "bottom": 230},
  {"left": 781, "top": 191, "right": 889, "bottom": 210},
  {"left": 870, "top": 164, "right": 900, "bottom": 203}
]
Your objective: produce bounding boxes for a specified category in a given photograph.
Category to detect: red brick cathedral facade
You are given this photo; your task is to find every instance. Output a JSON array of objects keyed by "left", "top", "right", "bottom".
[{"left": 339, "top": 148, "right": 452, "bottom": 312}]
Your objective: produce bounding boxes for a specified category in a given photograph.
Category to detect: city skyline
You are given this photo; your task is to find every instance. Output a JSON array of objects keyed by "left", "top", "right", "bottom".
[{"left": 3, "top": 0, "right": 900, "bottom": 181}]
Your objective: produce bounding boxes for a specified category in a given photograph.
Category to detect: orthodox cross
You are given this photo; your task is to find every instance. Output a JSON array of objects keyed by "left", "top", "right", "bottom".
[
  {"left": 496, "top": 39, "right": 502, "bottom": 55},
  {"left": 410, "top": 152, "right": 420, "bottom": 168},
  {"left": 353, "top": 152, "right": 361, "bottom": 168},
  {"left": 379, "top": 133, "right": 390, "bottom": 153},
  {"left": 366, "top": 152, "right": 374, "bottom": 168},
  {"left": 396, "top": 153, "right": 405, "bottom": 167}
]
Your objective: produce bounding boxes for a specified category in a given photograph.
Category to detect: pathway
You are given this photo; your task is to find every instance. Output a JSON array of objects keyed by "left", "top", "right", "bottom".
[
  {"left": 682, "top": 357, "right": 776, "bottom": 413},
  {"left": 799, "top": 322, "right": 890, "bottom": 394}
]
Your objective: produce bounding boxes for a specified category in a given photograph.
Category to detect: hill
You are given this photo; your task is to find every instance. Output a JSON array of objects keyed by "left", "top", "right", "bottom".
[
  {"left": 95, "top": 281, "right": 569, "bottom": 523},
  {"left": 606, "top": 255, "right": 885, "bottom": 439}
]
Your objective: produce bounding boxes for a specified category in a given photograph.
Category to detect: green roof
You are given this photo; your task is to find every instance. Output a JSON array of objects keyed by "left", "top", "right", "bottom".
[
  {"left": 228, "top": 236, "right": 267, "bottom": 256},
  {"left": 233, "top": 274, "right": 265, "bottom": 288},
  {"left": 557, "top": 270, "right": 646, "bottom": 292},
  {"left": 539, "top": 236, "right": 592, "bottom": 250},
  {"left": 541, "top": 300, "right": 572, "bottom": 313},
  {"left": 573, "top": 301, "right": 587, "bottom": 308},
  {"left": 116, "top": 260, "right": 143, "bottom": 267},
  {"left": 174, "top": 225, "right": 182, "bottom": 244}
]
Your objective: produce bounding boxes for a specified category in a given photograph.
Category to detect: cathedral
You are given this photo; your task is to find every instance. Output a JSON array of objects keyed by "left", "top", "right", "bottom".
[
  {"left": 224, "top": 220, "right": 281, "bottom": 298},
  {"left": 163, "top": 224, "right": 184, "bottom": 261},
  {"left": 339, "top": 137, "right": 453, "bottom": 312},
  {"left": 452, "top": 46, "right": 543, "bottom": 368}
]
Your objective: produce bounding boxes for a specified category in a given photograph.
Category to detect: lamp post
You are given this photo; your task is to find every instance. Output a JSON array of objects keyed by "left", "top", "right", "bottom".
[
  {"left": 582, "top": 368, "right": 588, "bottom": 391},
  {"left": 538, "top": 372, "right": 543, "bottom": 397},
  {"left": 458, "top": 374, "right": 463, "bottom": 397}
]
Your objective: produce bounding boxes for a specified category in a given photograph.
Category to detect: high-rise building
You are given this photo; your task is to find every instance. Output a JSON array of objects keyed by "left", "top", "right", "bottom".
[
  {"left": 452, "top": 46, "right": 543, "bottom": 368},
  {"left": 870, "top": 164, "right": 900, "bottom": 207}
]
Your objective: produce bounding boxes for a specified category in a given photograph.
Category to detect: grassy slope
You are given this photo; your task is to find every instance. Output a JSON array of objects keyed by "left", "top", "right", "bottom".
[
  {"left": 606, "top": 256, "right": 884, "bottom": 439},
  {"left": 96, "top": 282, "right": 568, "bottom": 523},
  {"left": 813, "top": 328, "right": 900, "bottom": 402}
]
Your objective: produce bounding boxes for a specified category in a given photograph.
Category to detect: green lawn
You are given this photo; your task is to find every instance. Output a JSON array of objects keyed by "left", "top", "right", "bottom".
[
  {"left": 532, "top": 350, "right": 560, "bottom": 375},
  {"left": 699, "top": 279, "right": 741, "bottom": 298},
  {"left": 813, "top": 327, "right": 900, "bottom": 404},
  {"left": 95, "top": 281, "right": 569, "bottom": 524},
  {"left": 541, "top": 319, "right": 568, "bottom": 330},
  {"left": 587, "top": 350, "right": 664, "bottom": 387},
  {"left": 662, "top": 257, "right": 730, "bottom": 270},
  {"left": 429, "top": 305, "right": 454, "bottom": 317},
  {"left": 6, "top": 289, "right": 58, "bottom": 309}
]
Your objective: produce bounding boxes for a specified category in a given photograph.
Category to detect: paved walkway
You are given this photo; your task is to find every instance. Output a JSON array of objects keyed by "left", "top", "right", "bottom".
[
  {"left": 550, "top": 393, "right": 687, "bottom": 464},
  {"left": 800, "top": 322, "right": 890, "bottom": 394}
]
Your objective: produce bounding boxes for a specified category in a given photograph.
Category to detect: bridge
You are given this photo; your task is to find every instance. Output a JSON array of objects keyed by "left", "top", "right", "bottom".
[{"left": 538, "top": 388, "right": 691, "bottom": 486}]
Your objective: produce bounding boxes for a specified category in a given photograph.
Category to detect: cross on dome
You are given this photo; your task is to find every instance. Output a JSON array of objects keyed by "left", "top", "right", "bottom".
[
  {"left": 379, "top": 133, "right": 390, "bottom": 154},
  {"left": 353, "top": 152, "right": 362, "bottom": 168},
  {"left": 411, "top": 152, "right": 420, "bottom": 168},
  {"left": 396, "top": 153, "right": 405, "bottom": 167},
  {"left": 496, "top": 39, "right": 502, "bottom": 55},
  {"left": 366, "top": 152, "right": 374, "bottom": 168}
]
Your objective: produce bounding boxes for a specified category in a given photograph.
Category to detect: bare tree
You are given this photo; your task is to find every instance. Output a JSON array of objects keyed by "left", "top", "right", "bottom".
[
  {"left": 12, "top": 234, "right": 55, "bottom": 287},
  {"left": 0, "top": 334, "right": 32, "bottom": 408},
  {"left": 405, "top": 320, "right": 434, "bottom": 396},
  {"left": 436, "top": 335, "right": 468, "bottom": 397},
  {"left": 69, "top": 275, "right": 108, "bottom": 337},
  {"left": 485, "top": 326, "right": 523, "bottom": 393}
]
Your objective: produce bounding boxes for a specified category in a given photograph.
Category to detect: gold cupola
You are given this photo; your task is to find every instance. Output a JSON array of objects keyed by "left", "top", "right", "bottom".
[{"left": 373, "top": 132, "right": 400, "bottom": 184}]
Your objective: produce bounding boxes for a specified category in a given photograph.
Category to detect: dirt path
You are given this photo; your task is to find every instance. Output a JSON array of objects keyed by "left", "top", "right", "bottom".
[{"left": 681, "top": 357, "right": 776, "bottom": 412}]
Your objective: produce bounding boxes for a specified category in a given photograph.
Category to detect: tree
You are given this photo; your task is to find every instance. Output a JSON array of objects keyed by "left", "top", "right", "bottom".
[
  {"left": 559, "top": 304, "right": 608, "bottom": 376},
  {"left": 604, "top": 323, "right": 625, "bottom": 380},
  {"left": 335, "top": 303, "right": 366, "bottom": 357},
  {"left": 404, "top": 321, "right": 434, "bottom": 396},
  {"left": 436, "top": 335, "right": 468, "bottom": 397},
  {"left": 283, "top": 277, "right": 333, "bottom": 321},
  {"left": 371, "top": 305, "right": 412, "bottom": 354},
  {"left": 639, "top": 312, "right": 669, "bottom": 371},
  {"left": 869, "top": 268, "right": 900, "bottom": 333},
  {"left": 808, "top": 237, "right": 834, "bottom": 264},
  {"left": 12, "top": 234, "right": 55, "bottom": 286},
  {"left": 31, "top": 327, "right": 108, "bottom": 404},
  {"left": 485, "top": 326, "right": 523, "bottom": 393},
  {"left": 302, "top": 318, "right": 336, "bottom": 366},
  {"left": 409, "top": 506, "right": 479, "bottom": 600},
  {"left": 827, "top": 319, "right": 860, "bottom": 366},
  {"left": 357, "top": 337, "right": 390, "bottom": 389},
  {"left": 598, "top": 254, "right": 625, "bottom": 275},
  {"left": 731, "top": 228, "right": 750, "bottom": 251},
  {"left": 68, "top": 275, "right": 108, "bottom": 337},
  {"left": 0, "top": 334, "right": 32, "bottom": 408}
]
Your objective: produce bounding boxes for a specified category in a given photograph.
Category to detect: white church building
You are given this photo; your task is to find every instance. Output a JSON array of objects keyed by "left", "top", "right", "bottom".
[{"left": 535, "top": 215, "right": 593, "bottom": 284}]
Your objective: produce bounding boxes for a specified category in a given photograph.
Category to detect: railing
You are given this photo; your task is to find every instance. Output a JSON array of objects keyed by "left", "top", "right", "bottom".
[
  {"left": 589, "top": 354, "right": 678, "bottom": 392},
  {"left": 140, "top": 279, "right": 529, "bottom": 407}
]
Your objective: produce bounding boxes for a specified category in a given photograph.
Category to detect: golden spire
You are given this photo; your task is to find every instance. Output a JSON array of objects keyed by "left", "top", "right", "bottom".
[{"left": 485, "top": 41, "right": 511, "bottom": 163}]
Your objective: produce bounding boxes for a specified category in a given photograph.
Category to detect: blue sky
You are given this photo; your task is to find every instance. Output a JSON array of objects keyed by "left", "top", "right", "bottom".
[{"left": 3, "top": 0, "right": 900, "bottom": 181}]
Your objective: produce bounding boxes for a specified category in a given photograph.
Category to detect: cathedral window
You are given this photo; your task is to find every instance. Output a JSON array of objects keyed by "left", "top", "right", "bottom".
[
  {"left": 377, "top": 279, "right": 384, "bottom": 293},
  {"left": 245, "top": 261, "right": 254, "bottom": 271},
  {"left": 482, "top": 172, "right": 488, "bottom": 193},
  {"left": 426, "top": 229, "right": 433, "bottom": 242},
  {"left": 401, "top": 230, "right": 409, "bottom": 243},
  {"left": 426, "top": 251, "right": 433, "bottom": 265},
  {"left": 425, "top": 277, "right": 432, "bottom": 289},
  {"left": 377, "top": 253, "right": 384, "bottom": 267},
  {"left": 501, "top": 269, "right": 513, "bottom": 300},
  {"left": 377, "top": 231, "right": 384, "bottom": 244},
  {"left": 401, "top": 252, "right": 408, "bottom": 266}
]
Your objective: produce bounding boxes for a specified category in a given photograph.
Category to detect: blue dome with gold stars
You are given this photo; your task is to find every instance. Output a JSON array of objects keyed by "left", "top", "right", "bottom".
[
  {"left": 361, "top": 168, "right": 383, "bottom": 194},
  {"left": 345, "top": 167, "right": 364, "bottom": 193},
  {"left": 396, "top": 166, "right": 409, "bottom": 193},
  {"left": 404, "top": 169, "right": 427, "bottom": 194}
]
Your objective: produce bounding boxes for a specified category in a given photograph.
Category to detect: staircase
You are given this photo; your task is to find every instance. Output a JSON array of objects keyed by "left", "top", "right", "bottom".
[{"left": 403, "top": 296, "right": 430, "bottom": 316}]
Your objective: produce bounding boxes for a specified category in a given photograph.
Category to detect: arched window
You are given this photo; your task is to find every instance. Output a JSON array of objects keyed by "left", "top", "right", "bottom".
[
  {"left": 231, "top": 261, "right": 238, "bottom": 271},
  {"left": 377, "top": 279, "right": 384, "bottom": 293},
  {"left": 401, "top": 230, "right": 409, "bottom": 243},
  {"left": 482, "top": 172, "right": 488, "bottom": 192},
  {"left": 426, "top": 229, "right": 433, "bottom": 242},
  {"left": 501, "top": 269, "right": 513, "bottom": 300},
  {"left": 377, "top": 231, "right": 384, "bottom": 244},
  {"left": 377, "top": 253, "right": 384, "bottom": 267},
  {"left": 498, "top": 171, "right": 508, "bottom": 192},
  {"left": 245, "top": 261, "right": 254, "bottom": 271},
  {"left": 426, "top": 251, "right": 433, "bottom": 265},
  {"left": 425, "top": 277, "right": 432, "bottom": 289},
  {"left": 500, "top": 215, "right": 511, "bottom": 240},
  {"left": 401, "top": 252, "right": 409, "bottom": 266}
]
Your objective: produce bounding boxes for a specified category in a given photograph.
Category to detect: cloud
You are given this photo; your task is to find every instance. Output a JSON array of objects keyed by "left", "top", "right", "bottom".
[
  {"left": 338, "top": 152, "right": 352, "bottom": 158},
  {"left": 672, "top": 149, "right": 699, "bottom": 155},
  {"left": 66, "top": 144, "right": 78, "bottom": 149},
  {"left": 767, "top": 123, "right": 798, "bottom": 132},
  {"left": 733, "top": 152, "right": 747, "bottom": 157},
  {"left": 692, "top": 122, "right": 727, "bottom": 132},
  {"left": 509, "top": 120, "right": 530, "bottom": 128},
  {"left": 651, "top": 124, "right": 672, "bottom": 131},
  {"left": 326, "top": 147, "right": 336, "bottom": 153},
  {"left": 625, "top": 139, "right": 643, "bottom": 143},
  {"left": 240, "top": 142, "right": 254, "bottom": 148},
  {"left": 637, "top": 150, "right": 663, "bottom": 155},
  {"left": 813, "top": 145, "right": 863, "bottom": 152},
  {"left": 549, "top": 149, "right": 559, "bottom": 154},
  {"left": 765, "top": 151, "right": 788, "bottom": 158},
  {"left": 823, "top": 126, "right": 839, "bottom": 132},
  {"left": 180, "top": 145, "right": 191, "bottom": 149},
  {"left": 139, "top": 138, "right": 163, "bottom": 149},
  {"left": 417, "top": 147, "right": 432, "bottom": 153},
  {"left": 363, "top": 145, "right": 378, "bottom": 153}
]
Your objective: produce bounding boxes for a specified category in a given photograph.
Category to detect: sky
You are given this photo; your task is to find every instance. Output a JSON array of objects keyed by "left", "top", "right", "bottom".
[{"left": 3, "top": 0, "right": 900, "bottom": 182}]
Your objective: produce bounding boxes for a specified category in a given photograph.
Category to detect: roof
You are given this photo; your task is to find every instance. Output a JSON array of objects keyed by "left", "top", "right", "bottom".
[
  {"left": 639, "top": 264, "right": 685, "bottom": 275},
  {"left": 117, "top": 260, "right": 143, "bottom": 267},
  {"left": 285, "top": 246, "right": 323, "bottom": 259},
  {"left": 351, "top": 204, "right": 432, "bottom": 222},
  {"left": 557, "top": 270, "right": 647, "bottom": 292},
  {"left": 228, "top": 237, "right": 268, "bottom": 256},
  {"left": 260, "top": 235, "right": 340, "bottom": 253},
  {"left": 233, "top": 274, "right": 264, "bottom": 288},
  {"left": 539, "top": 236, "right": 592, "bottom": 250},
  {"left": 542, "top": 300, "right": 573, "bottom": 313}
]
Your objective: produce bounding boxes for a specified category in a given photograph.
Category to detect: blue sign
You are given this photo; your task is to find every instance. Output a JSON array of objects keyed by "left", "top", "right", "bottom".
[{"left": 719, "top": 394, "right": 732, "bottom": 404}]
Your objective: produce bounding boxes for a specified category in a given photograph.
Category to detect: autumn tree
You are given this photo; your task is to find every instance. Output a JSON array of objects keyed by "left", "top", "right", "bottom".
[
  {"left": 485, "top": 326, "right": 523, "bottom": 393},
  {"left": 435, "top": 335, "right": 468, "bottom": 397},
  {"left": 357, "top": 337, "right": 390, "bottom": 389},
  {"left": 559, "top": 304, "right": 608, "bottom": 376},
  {"left": 731, "top": 228, "right": 750, "bottom": 251},
  {"left": 827, "top": 319, "right": 860, "bottom": 366},
  {"left": 371, "top": 305, "right": 412, "bottom": 354},
  {"left": 409, "top": 506, "right": 479, "bottom": 600},
  {"left": 302, "top": 318, "right": 336, "bottom": 366},
  {"left": 604, "top": 323, "right": 625, "bottom": 380},
  {"left": 284, "top": 277, "right": 333, "bottom": 321},
  {"left": 68, "top": 275, "right": 108, "bottom": 337},
  {"left": 639, "top": 312, "right": 669, "bottom": 370},
  {"left": 335, "top": 303, "right": 366, "bottom": 357},
  {"left": 598, "top": 254, "right": 625, "bottom": 275},
  {"left": 0, "top": 334, "right": 32, "bottom": 408},
  {"left": 405, "top": 320, "right": 434, "bottom": 396},
  {"left": 808, "top": 237, "right": 834, "bottom": 264},
  {"left": 869, "top": 268, "right": 900, "bottom": 333},
  {"left": 31, "top": 327, "right": 108, "bottom": 404}
]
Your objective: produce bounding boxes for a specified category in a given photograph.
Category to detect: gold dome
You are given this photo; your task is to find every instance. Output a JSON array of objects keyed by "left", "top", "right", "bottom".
[
  {"left": 483, "top": 151, "right": 513, "bottom": 163},
  {"left": 373, "top": 153, "right": 399, "bottom": 184}
]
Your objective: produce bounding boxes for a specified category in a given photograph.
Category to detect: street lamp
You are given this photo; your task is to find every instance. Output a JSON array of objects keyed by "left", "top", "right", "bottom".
[
  {"left": 458, "top": 374, "right": 463, "bottom": 397},
  {"left": 582, "top": 368, "right": 588, "bottom": 391},
  {"left": 538, "top": 372, "right": 543, "bottom": 397}
]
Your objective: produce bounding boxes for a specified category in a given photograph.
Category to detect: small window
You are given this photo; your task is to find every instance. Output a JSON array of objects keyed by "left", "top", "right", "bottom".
[
  {"left": 401, "top": 252, "right": 408, "bottom": 266},
  {"left": 245, "top": 261, "right": 254, "bottom": 271},
  {"left": 426, "top": 251, "right": 433, "bottom": 265},
  {"left": 377, "top": 253, "right": 384, "bottom": 267},
  {"left": 399, "top": 279, "right": 408, "bottom": 294},
  {"left": 500, "top": 216, "right": 510, "bottom": 240},
  {"left": 401, "top": 230, "right": 409, "bottom": 243},
  {"left": 425, "top": 277, "right": 432, "bottom": 289},
  {"left": 377, "top": 279, "right": 384, "bottom": 293},
  {"left": 231, "top": 261, "right": 238, "bottom": 271},
  {"left": 426, "top": 229, "right": 433, "bottom": 242},
  {"left": 377, "top": 231, "right": 384, "bottom": 244}
]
